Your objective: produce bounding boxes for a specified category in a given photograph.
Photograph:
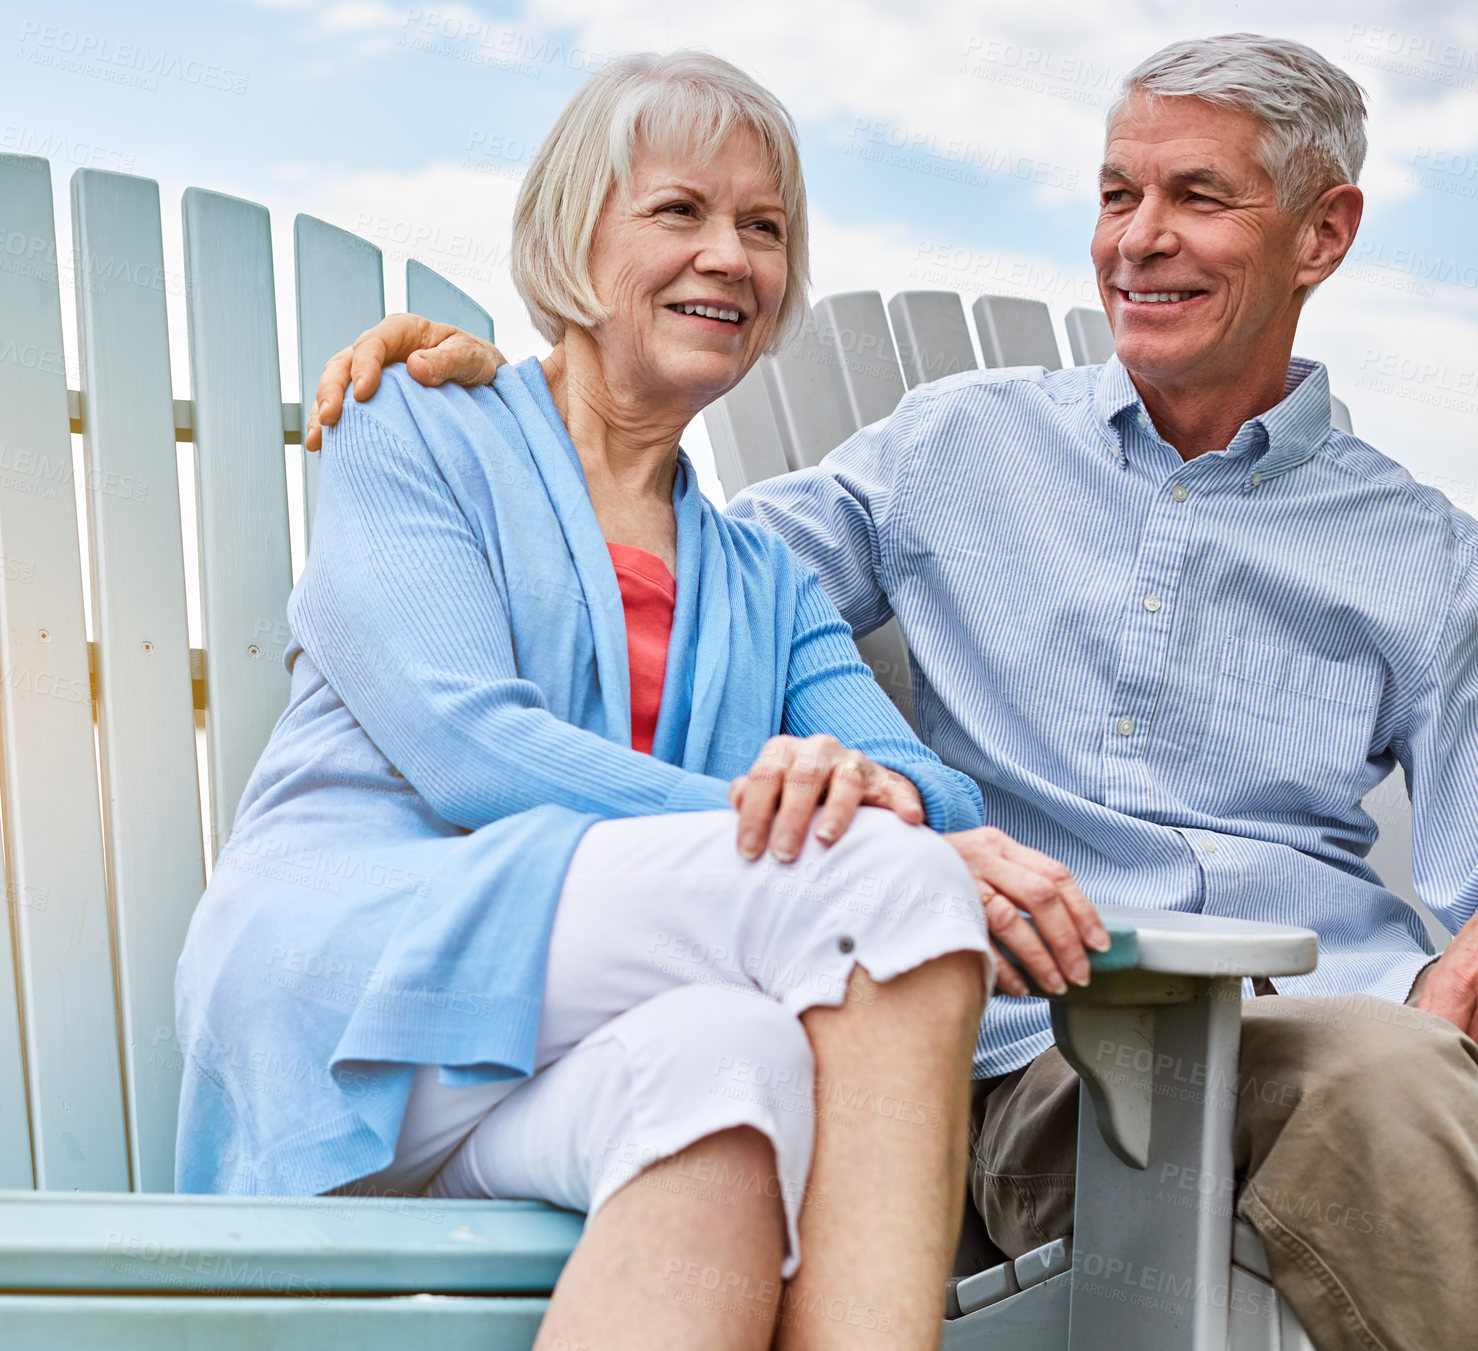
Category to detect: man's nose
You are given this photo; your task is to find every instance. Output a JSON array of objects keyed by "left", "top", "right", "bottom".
[{"left": 1118, "top": 194, "right": 1178, "bottom": 265}]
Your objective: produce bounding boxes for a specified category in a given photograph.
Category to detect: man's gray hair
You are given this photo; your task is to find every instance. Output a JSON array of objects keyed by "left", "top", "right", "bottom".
[
  {"left": 1112, "top": 34, "right": 1367, "bottom": 211},
  {"left": 511, "top": 50, "right": 809, "bottom": 351}
]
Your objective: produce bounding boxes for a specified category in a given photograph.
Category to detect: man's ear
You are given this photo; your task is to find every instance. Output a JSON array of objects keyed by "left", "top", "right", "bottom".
[{"left": 1295, "top": 183, "right": 1364, "bottom": 288}]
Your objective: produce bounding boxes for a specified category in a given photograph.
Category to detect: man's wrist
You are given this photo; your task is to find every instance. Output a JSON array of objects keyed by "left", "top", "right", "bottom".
[{"left": 1406, "top": 957, "right": 1440, "bottom": 1006}]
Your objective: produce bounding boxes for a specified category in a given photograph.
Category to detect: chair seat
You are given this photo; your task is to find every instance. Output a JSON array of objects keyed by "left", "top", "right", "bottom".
[{"left": 0, "top": 1191, "right": 582, "bottom": 1295}]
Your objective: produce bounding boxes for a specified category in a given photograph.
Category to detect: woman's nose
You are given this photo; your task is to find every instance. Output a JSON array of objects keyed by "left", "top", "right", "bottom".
[{"left": 695, "top": 220, "right": 752, "bottom": 277}]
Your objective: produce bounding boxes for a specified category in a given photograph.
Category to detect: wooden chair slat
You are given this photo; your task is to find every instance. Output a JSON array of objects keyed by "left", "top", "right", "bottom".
[
  {"left": 405, "top": 259, "right": 495, "bottom": 342},
  {"left": 0, "top": 1191, "right": 581, "bottom": 1292},
  {"left": 765, "top": 308, "right": 857, "bottom": 470},
  {"left": 703, "top": 361, "right": 790, "bottom": 498},
  {"left": 182, "top": 189, "right": 294, "bottom": 859},
  {"left": 294, "top": 216, "right": 385, "bottom": 543},
  {"left": 0, "top": 1297, "right": 551, "bottom": 1350},
  {"left": 887, "top": 291, "right": 979, "bottom": 388},
  {"left": 0, "top": 155, "right": 128, "bottom": 1191},
  {"left": 1065, "top": 306, "right": 1115, "bottom": 365},
  {"left": 973, "top": 295, "right": 1063, "bottom": 370},
  {"left": 780, "top": 292, "right": 916, "bottom": 727},
  {"left": 71, "top": 169, "right": 208, "bottom": 1193},
  {"left": 813, "top": 291, "right": 906, "bottom": 428}
]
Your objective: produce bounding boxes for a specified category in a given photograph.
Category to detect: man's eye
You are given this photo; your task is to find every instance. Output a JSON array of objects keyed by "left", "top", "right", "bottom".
[{"left": 1102, "top": 189, "right": 1129, "bottom": 205}]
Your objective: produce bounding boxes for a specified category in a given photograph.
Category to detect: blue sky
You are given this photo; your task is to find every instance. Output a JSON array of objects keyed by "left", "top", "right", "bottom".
[{"left": 7, "top": 0, "right": 1477, "bottom": 506}]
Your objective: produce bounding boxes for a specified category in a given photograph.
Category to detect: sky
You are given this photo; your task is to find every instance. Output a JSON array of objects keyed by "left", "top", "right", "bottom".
[{"left": 6, "top": 0, "right": 1477, "bottom": 513}]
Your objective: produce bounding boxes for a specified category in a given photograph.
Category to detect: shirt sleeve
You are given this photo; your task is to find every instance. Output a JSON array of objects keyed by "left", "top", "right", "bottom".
[
  {"left": 290, "top": 401, "right": 731, "bottom": 832},
  {"left": 725, "top": 395, "right": 925, "bottom": 638},
  {"left": 1400, "top": 543, "right": 1478, "bottom": 939},
  {"left": 780, "top": 565, "right": 984, "bottom": 834}
]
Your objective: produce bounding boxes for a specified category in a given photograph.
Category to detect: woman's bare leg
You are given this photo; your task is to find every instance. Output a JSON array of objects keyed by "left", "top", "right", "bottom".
[
  {"left": 535, "top": 1125, "right": 786, "bottom": 1351},
  {"left": 776, "top": 951, "right": 987, "bottom": 1350}
]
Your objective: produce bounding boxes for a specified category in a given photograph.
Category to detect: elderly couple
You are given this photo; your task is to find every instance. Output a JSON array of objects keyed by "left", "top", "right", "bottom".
[{"left": 176, "top": 31, "right": 1478, "bottom": 1351}]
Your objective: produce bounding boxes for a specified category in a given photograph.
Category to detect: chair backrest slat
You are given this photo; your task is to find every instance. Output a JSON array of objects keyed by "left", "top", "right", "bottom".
[
  {"left": 405, "top": 259, "right": 495, "bottom": 342},
  {"left": 294, "top": 216, "right": 386, "bottom": 544},
  {"left": 1065, "top": 306, "right": 1115, "bottom": 365},
  {"left": 72, "top": 168, "right": 207, "bottom": 1192},
  {"left": 0, "top": 155, "right": 129, "bottom": 1191},
  {"left": 813, "top": 291, "right": 906, "bottom": 428},
  {"left": 887, "top": 291, "right": 978, "bottom": 388},
  {"left": 182, "top": 189, "right": 294, "bottom": 859},
  {"left": 779, "top": 292, "right": 916, "bottom": 727},
  {"left": 973, "top": 295, "right": 1062, "bottom": 370},
  {"left": 1330, "top": 395, "right": 1353, "bottom": 434},
  {"left": 704, "top": 361, "right": 790, "bottom": 499},
  {"left": 764, "top": 308, "right": 858, "bottom": 470}
]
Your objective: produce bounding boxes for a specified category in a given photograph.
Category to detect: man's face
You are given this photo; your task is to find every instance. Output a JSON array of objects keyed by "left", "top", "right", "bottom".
[{"left": 1092, "top": 94, "right": 1309, "bottom": 391}]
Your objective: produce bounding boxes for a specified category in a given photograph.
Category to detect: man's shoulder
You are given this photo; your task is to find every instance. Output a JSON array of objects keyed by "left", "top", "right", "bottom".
[
  {"left": 902, "top": 362, "right": 1099, "bottom": 417},
  {"left": 1320, "top": 428, "right": 1478, "bottom": 550}
]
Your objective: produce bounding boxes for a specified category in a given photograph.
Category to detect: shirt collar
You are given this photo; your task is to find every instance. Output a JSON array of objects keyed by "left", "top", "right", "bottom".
[{"left": 1093, "top": 354, "right": 1333, "bottom": 482}]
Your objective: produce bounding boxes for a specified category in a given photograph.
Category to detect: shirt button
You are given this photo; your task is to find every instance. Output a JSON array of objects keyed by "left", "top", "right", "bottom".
[
  {"left": 1250, "top": 472, "right": 1263, "bottom": 488},
  {"left": 837, "top": 936, "right": 855, "bottom": 954},
  {"left": 1137, "top": 412, "right": 1150, "bottom": 429},
  {"left": 1171, "top": 484, "right": 1188, "bottom": 503},
  {"left": 1202, "top": 837, "right": 1218, "bottom": 853},
  {"left": 1116, "top": 717, "right": 1135, "bottom": 737},
  {"left": 1143, "top": 594, "right": 1162, "bottom": 613}
]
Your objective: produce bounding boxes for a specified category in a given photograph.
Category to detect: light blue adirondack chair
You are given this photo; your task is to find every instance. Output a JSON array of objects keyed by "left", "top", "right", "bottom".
[
  {"left": 0, "top": 153, "right": 1401, "bottom": 1349},
  {"left": 707, "top": 290, "right": 1421, "bottom": 1351},
  {"left": 0, "top": 156, "right": 581, "bottom": 1348}
]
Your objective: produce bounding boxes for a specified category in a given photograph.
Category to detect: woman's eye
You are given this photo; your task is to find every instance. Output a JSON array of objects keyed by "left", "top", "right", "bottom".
[
  {"left": 749, "top": 219, "right": 782, "bottom": 237},
  {"left": 660, "top": 201, "right": 696, "bottom": 218}
]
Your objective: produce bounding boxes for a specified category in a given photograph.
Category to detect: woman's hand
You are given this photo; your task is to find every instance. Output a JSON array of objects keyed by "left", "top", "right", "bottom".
[
  {"left": 305, "top": 314, "right": 507, "bottom": 451},
  {"left": 943, "top": 827, "right": 1110, "bottom": 998},
  {"left": 727, "top": 734, "right": 926, "bottom": 863}
]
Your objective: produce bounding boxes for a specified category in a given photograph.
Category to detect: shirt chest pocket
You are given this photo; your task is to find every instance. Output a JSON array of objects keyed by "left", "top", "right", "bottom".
[{"left": 1200, "top": 636, "right": 1384, "bottom": 820}]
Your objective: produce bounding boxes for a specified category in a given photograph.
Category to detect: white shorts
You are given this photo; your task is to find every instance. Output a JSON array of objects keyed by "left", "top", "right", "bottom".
[{"left": 344, "top": 807, "right": 992, "bottom": 1276}]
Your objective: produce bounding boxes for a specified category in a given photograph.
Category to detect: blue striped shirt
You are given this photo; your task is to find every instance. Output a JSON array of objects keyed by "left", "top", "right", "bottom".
[{"left": 728, "top": 355, "right": 1478, "bottom": 1076}]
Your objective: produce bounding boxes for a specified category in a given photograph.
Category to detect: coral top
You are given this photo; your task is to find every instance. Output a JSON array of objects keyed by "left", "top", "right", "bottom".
[{"left": 607, "top": 543, "right": 676, "bottom": 754}]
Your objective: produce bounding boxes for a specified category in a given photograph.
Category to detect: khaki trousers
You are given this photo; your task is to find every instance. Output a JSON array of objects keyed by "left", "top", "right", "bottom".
[{"left": 969, "top": 994, "right": 1478, "bottom": 1351}]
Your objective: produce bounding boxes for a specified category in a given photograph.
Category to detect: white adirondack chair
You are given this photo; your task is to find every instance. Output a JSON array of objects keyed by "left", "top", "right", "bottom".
[{"left": 708, "top": 290, "right": 1433, "bottom": 1350}]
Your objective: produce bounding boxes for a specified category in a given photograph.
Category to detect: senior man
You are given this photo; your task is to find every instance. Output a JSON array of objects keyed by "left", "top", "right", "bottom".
[{"left": 311, "top": 33, "right": 1478, "bottom": 1349}]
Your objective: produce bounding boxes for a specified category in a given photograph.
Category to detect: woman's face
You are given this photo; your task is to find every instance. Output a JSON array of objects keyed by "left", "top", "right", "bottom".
[{"left": 583, "top": 128, "right": 789, "bottom": 408}]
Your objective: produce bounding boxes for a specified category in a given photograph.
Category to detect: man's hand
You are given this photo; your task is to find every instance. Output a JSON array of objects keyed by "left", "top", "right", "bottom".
[
  {"left": 1414, "top": 913, "right": 1478, "bottom": 1038},
  {"left": 728, "top": 735, "right": 925, "bottom": 864},
  {"left": 305, "top": 314, "right": 507, "bottom": 451},
  {"left": 944, "top": 827, "right": 1110, "bottom": 998}
]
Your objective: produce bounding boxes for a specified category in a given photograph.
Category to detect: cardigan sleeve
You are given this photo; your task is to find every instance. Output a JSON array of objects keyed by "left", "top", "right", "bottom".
[
  {"left": 290, "top": 401, "right": 731, "bottom": 832},
  {"left": 780, "top": 565, "right": 985, "bottom": 834}
]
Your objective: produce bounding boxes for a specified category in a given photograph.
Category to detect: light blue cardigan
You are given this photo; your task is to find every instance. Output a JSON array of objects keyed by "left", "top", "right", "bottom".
[{"left": 174, "top": 359, "right": 984, "bottom": 1195}]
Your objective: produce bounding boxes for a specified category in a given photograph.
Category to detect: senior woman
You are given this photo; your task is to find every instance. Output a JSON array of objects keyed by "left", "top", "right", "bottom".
[{"left": 178, "top": 51, "right": 1105, "bottom": 1350}]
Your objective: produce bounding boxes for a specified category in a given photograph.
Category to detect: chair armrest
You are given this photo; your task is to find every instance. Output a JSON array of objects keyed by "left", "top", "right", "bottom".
[
  {"left": 1075, "top": 905, "right": 1318, "bottom": 980},
  {"left": 1005, "top": 906, "right": 1317, "bottom": 1169}
]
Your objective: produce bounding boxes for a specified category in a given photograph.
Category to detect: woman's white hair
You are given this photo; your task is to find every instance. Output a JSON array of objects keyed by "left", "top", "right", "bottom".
[
  {"left": 1111, "top": 33, "right": 1368, "bottom": 211},
  {"left": 511, "top": 50, "right": 809, "bottom": 351}
]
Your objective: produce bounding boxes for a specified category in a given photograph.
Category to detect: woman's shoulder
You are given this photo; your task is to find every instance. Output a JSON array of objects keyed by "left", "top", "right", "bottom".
[{"left": 700, "top": 492, "right": 806, "bottom": 584}]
